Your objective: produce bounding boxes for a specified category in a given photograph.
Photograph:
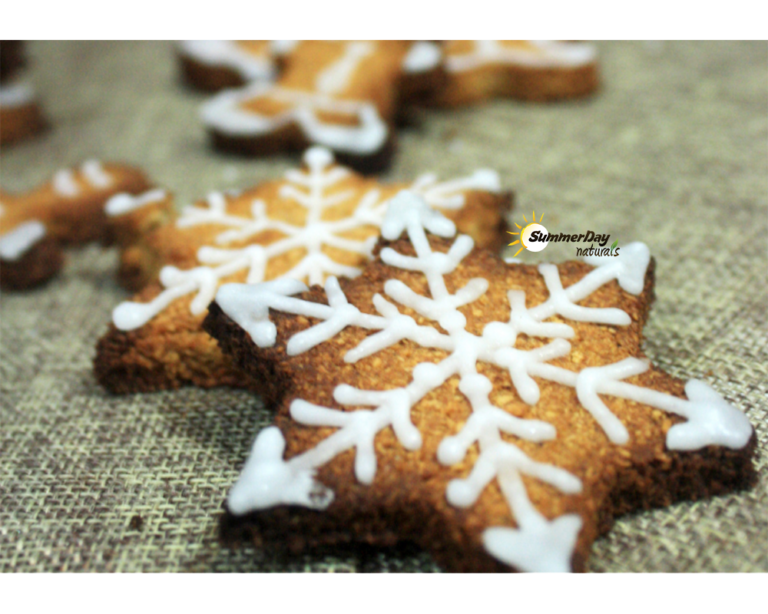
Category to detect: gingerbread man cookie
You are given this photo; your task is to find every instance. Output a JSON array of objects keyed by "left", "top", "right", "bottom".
[
  {"left": 0, "top": 40, "right": 45, "bottom": 146},
  {"left": 198, "top": 41, "right": 444, "bottom": 172},
  {"left": 95, "top": 147, "right": 511, "bottom": 393},
  {"left": 203, "top": 192, "right": 754, "bottom": 572},
  {"left": 0, "top": 160, "right": 151, "bottom": 289}
]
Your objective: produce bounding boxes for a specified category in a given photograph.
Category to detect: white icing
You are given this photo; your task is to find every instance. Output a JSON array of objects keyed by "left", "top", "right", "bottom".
[
  {"left": 112, "top": 147, "right": 499, "bottom": 331},
  {"left": 228, "top": 426, "right": 333, "bottom": 514},
  {"left": 52, "top": 170, "right": 79, "bottom": 197},
  {"left": 201, "top": 84, "right": 387, "bottom": 155},
  {"left": 52, "top": 160, "right": 113, "bottom": 198},
  {"left": 217, "top": 192, "right": 752, "bottom": 572},
  {"left": 270, "top": 40, "right": 298, "bottom": 56},
  {"left": 81, "top": 159, "right": 112, "bottom": 189},
  {"left": 402, "top": 42, "right": 442, "bottom": 74},
  {"left": 0, "top": 81, "right": 35, "bottom": 108},
  {"left": 408, "top": 169, "right": 501, "bottom": 210},
  {"left": 484, "top": 490, "right": 583, "bottom": 573},
  {"left": 182, "top": 40, "right": 437, "bottom": 83},
  {"left": 315, "top": 42, "right": 373, "bottom": 95},
  {"left": 105, "top": 188, "right": 167, "bottom": 217},
  {"left": 179, "top": 40, "right": 276, "bottom": 82},
  {"left": 0, "top": 220, "right": 46, "bottom": 261},
  {"left": 446, "top": 40, "right": 597, "bottom": 73}
]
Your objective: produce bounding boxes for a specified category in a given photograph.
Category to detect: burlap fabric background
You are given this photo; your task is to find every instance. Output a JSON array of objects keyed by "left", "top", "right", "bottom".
[{"left": 0, "top": 41, "right": 766, "bottom": 572}]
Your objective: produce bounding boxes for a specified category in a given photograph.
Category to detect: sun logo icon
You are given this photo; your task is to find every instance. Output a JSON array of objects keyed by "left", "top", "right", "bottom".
[{"left": 508, "top": 210, "right": 548, "bottom": 257}]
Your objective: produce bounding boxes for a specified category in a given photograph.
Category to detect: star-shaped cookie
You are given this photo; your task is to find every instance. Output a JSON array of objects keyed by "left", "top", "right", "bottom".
[
  {"left": 0, "top": 160, "right": 151, "bottom": 289},
  {"left": 95, "top": 147, "right": 510, "bottom": 393},
  {"left": 203, "top": 192, "right": 754, "bottom": 572}
]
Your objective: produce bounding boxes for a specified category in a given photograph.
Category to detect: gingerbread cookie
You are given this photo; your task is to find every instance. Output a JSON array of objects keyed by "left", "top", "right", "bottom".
[
  {"left": 199, "top": 41, "right": 444, "bottom": 172},
  {"left": 203, "top": 192, "right": 754, "bottom": 572},
  {"left": 0, "top": 160, "right": 151, "bottom": 289},
  {"left": 95, "top": 147, "right": 511, "bottom": 394},
  {"left": 189, "top": 40, "right": 597, "bottom": 170},
  {"left": 0, "top": 80, "right": 46, "bottom": 146},
  {"left": 0, "top": 41, "right": 45, "bottom": 146},
  {"left": 431, "top": 40, "right": 599, "bottom": 105}
]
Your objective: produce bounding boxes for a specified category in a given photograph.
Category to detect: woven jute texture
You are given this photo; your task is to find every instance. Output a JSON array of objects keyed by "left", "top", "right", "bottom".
[{"left": 0, "top": 41, "right": 766, "bottom": 573}]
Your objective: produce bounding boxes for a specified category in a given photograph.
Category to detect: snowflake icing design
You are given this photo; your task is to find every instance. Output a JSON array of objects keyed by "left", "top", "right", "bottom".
[
  {"left": 215, "top": 191, "right": 752, "bottom": 572},
  {"left": 111, "top": 147, "right": 500, "bottom": 331}
]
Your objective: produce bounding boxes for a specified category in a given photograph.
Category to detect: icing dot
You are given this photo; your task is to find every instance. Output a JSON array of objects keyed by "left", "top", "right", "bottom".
[
  {"left": 0, "top": 81, "right": 35, "bottom": 108},
  {"left": 81, "top": 159, "right": 112, "bottom": 189},
  {"left": 53, "top": 170, "right": 79, "bottom": 197},
  {"left": 402, "top": 42, "right": 442, "bottom": 74},
  {"left": 303, "top": 146, "right": 334, "bottom": 171},
  {"left": 0, "top": 220, "right": 46, "bottom": 261},
  {"left": 105, "top": 189, "right": 167, "bottom": 217}
]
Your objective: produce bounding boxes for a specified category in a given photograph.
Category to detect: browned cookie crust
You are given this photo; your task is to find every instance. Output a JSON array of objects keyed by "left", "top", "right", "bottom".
[
  {"left": 203, "top": 231, "right": 755, "bottom": 572},
  {"left": 0, "top": 100, "right": 46, "bottom": 146},
  {"left": 179, "top": 53, "right": 249, "bottom": 93},
  {"left": 0, "top": 232, "right": 63, "bottom": 290},
  {"left": 209, "top": 128, "right": 399, "bottom": 176}
]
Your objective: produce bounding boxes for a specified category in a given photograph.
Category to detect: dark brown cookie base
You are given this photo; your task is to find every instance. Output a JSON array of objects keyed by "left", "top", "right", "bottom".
[
  {"left": 215, "top": 434, "right": 756, "bottom": 573},
  {"left": 0, "top": 40, "right": 25, "bottom": 83},
  {"left": 0, "top": 102, "right": 46, "bottom": 146},
  {"left": 94, "top": 313, "right": 249, "bottom": 395},
  {"left": 208, "top": 129, "right": 397, "bottom": 175},
  {"left": 0, "top": 234, "right": 63, "bottom": 290},
  {"left": 178, "top": 54, "right": 247, "bottom": 93}
]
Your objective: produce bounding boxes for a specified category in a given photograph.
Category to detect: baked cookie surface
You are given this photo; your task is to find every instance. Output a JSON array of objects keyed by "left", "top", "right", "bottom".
[
  {"left": 0, "top": 160, "right": 151, "bottom": 289},
  {"left": 95, "top": 147, "right": 511, "bottom": 394},
  {"left": 204, "top": 192, "right": 755, "bottom": 572}
]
